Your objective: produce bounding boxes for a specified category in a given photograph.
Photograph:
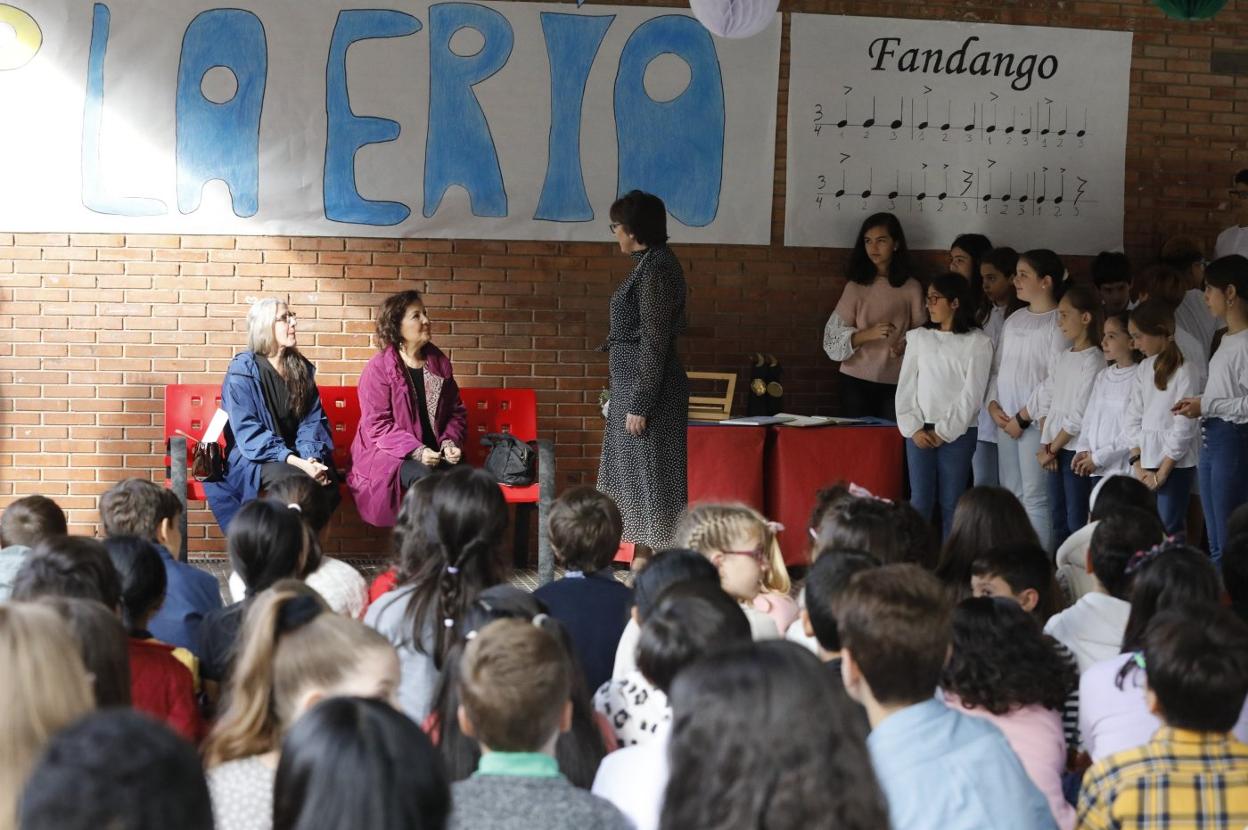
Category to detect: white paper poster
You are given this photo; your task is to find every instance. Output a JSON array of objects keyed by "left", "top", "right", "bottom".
[
  {"left": 0, "top": 0, "right": 780, "bottom": 243},
  {"left": 785, "top": 15, "right": 1132, "bottom": 254}
]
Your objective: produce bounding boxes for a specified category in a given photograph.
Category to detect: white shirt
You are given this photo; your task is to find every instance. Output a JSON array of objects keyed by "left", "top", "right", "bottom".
[
  {"left": 1175, "top": 289, "right": 1218, "bottom": 359},
  {"left": 895, "top": 328, "right": 993, "bottom": 442},
  {"left": 977, "top": 306, "right": 1008, "bottom": 444},
  {"left": 987, "top": 308, "right": 1070, "bottom": 417},
  {"left": 1072, "top": 364, "right": 1138, "bottom": 476},
  {"left": 1215, "top": 225, "right": 1248, "bottom": 259},
  {"left": 1202, "top": 329, "right": 1248, "bottom": 424},
  {"left": 593, "top": 670, "right": 671, "bottom": 748},
  {"left": 1035, "top": 348, "right": 1105, "bottom": 445},
  {"left": 592, "top": 727, "right": 670, "bottom": 830},
  {"left": 230, "top": 557, "right": 369, "bottom": 619},
  {"left": 1124, "top": 356, "right": 1201, "bottom": 468},
  {"left": 1043, "top": 592, "right": 1130, "bottom": 672}
]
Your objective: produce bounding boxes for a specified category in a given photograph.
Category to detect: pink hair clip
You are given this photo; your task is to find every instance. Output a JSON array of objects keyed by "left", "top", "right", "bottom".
[
  {"left": 765, "top": 520, "right": 785, "bottom": 535},
  {"left": 1124, "top": 535, "right": 1178, "bottom": 576},
  {"left": 848, "top": 482, "right": 893, "bottom": 505}
]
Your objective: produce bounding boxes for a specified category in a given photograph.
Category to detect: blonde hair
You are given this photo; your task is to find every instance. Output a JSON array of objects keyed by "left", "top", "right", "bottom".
[
  {"left": 677, "top": 503, "right": 791, "bottom": 595},
  {"left": 0, "top": 603, "right": 94, "bottom": 830},
  {"left": 203, "top": 582, "right": 394, "bottom": 767},
  {"left": 246, "top": 297, "right": 284, "bottom": 356}
]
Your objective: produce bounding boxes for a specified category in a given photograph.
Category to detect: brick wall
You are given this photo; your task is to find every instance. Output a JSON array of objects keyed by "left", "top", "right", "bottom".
[{"left": 1, "top": 0, "right": 1243, "bottom": 556}]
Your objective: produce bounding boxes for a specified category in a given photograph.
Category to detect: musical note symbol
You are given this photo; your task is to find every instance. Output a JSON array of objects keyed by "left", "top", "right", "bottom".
[
  {"left": 964, "top": 103, "right": 976, "bottom": 132},
  {"left": 1058, "top": 106, "right": 1068, "bottom": 137},
  {"left": 1005, "top": 106, "right": 1016, "bottom": 135},
  {"left": 835, "top": 170, "right": 846, "bottom": 198},
  {"left": 940, "top": 101, "right": 951, "bottom": 132},
  {"left": 888, "top": 172, "right": 900, "bottom": 200},
  {"left": 861, "top": 169, "right": 873, "bottom": 199},
  {"left": 837, "top": 99, "right": 849, "bottom": 129},
  {"left": 1054, "top": 169, "right": 1065, "bottom": 205},
  {"left": 1002, "top": 172, "right": 1013, "bottom": 202},
  {"left": 1041, "top": 100, "right": 1053, "bottom": 136},
  {"left": 985, "top": 103, "right": 997, "bottom": 134},
  {"left": 960, "top": 170, "right": 974, "bottom": 197},
  {"left": 939, "top": 167, "right": 949, "bottom": 201},
  {"left": 1019, "top": 172, "right": 1031, "bottom": 204},
  {"left": 863, "top": 97, "right": 877, "bottom": 129},
  {"left": 1074, "top": 176, "right": 1088, "bottom": 206},
  {"left": 1076, "top": 109, "right": 1088, "bottom": 138},
  {"left": 1036, "top": 168, "right": 1048, "bottom": 205},
  {"left": 918, "top": 99, "right": 930, "bottom": 130},
  {"left": 1022, "top": 110, "right": 1032, "bottom": 136},
  {"left": 890, "top": 98, "right": 903, "bottom": 130}
]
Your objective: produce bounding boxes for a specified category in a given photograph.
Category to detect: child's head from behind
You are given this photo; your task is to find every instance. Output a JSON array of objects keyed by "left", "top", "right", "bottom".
[
  {"left": 0, "top": 495, "right": 67, "bottom": 549},
  {"left": 815, "top": 495, "right": 935, "bottom": 569},
  {"left": 547, "top": 487, "right": 622, "bottom": 573},
  {"left": 227, "top": 499, "right": 318, "bottom": 597},
  {"left": 631, "top": 548, "right": 720, "bottom": 624},
  {"left": 99, "top": 478, "right": 165, "bottom": 541},
  {"left": 1121, "top": 541, "right": 1220, "bottom": 653},
  {"left": 204, "top": 584, "right": 399, "bottom": 767},
  {"left": 103, "top": 536, "right": 167, "bottom": 634},
  {"left": 804, "top": 548, "right": 880, "bottom": 656},
  {"left": 265, "top": 475, "right": 333, "bottom": 536},
  {"left": 11, "top": 535, "right": 122, "bottom": 611},
  {"left": 678, "top": 503, "right": 789, "bottom": 602},
  {"left": 937, "top": 487, "right": 1039, "bottom": 593},
  {"left": 1143, "top": 605, "right": 1248, "bottom": 733},
  {"left": 1090, "top": 475, "right": 1158, "bottom": 524},
  {"left": 970, "top": 541, "right": 1057, "bottom": 622},
  {"left": 636, "top": 581, "right": 751, "bottom": 694},
  {"left": 835, "top": 564, "right": 952, "bottom": 707},
  {"left": 1088, "top": 508, "right": 1165, "bottom": 600},
  {"left": 458, "top": 618, "right": 571, "bottom": 753}
]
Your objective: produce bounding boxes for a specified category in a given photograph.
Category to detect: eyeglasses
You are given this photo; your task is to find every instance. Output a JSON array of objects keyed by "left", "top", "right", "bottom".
[
  {"left": 276, "top": 312, "right": 297, "bottom": 324},
  {"left": 925, "top": 294, "right": 949, "bottom": 305},
  {"left": 608, "top": 223, "right": 621, "bottom": 233},
  {"left": 722, "top": 546, "right": 768, "bottom": 565}
]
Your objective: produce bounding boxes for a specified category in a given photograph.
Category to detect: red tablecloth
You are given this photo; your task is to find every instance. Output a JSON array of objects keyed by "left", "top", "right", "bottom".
[
  {"left": 687, "top": 424, "right": 767, "bottom": 511},
  {"left": 765, "top": 425, "right": 904, "bottom": 566}
]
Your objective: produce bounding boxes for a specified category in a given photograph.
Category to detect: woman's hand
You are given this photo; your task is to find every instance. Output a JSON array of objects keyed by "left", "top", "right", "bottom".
[
  {"left": 626, "top": 414, "right": 647, "bottom": 436},
  {"left": 415, "top": 447, "right": 441, "bottom": 467},
  {"left": 288, "top": 454, "right": 330, "bottom": 484},
  {"left": 1172, "top": 397, "right": 1202, "bottom": 418},
  {"left": 1002, "top": 416, "right": 1023, "bottom": 440},
  {"left": 1036, "top": 447, "right": 1058, "bottom": 472},
  {"left": 862, "top": 322, "right": 895, "bottom": 343},
  {"left": 1072, "top": 451, "right": 1096, "bottom": 477},
  {"left": 912, "top": 431, "right": 934, "bottom": 449},
  {"left": 1132, "top": 462, "right": 1153, "bottom": 488},
  {"left": 442, "top": 443, "right": 462, "bottom": 465}
]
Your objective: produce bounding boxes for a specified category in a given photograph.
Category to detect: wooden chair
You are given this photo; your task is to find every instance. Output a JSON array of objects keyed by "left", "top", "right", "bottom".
[{"left": 687, "top": 371, "right": 737, "bottom": 421}]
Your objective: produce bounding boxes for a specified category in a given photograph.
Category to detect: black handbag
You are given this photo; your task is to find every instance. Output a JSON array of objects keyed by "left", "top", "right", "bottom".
[
  {"left": 481, "top": 433, "right": 536, "bottom": 486},
  {"left": 179, "top": 430, "right": 224, "bottom": 483}
]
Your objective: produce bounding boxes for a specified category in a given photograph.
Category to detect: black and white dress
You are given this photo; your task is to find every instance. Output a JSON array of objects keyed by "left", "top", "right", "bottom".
[{"left": 597, "top": 245, "right": 689, "bottom": 549}]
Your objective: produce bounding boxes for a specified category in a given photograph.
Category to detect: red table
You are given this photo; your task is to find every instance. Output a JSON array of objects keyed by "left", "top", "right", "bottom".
[
  {"left": 765, "top": 425, "right": 904, "bottom": 566},
  {"left": 687, "top": 424, "right": 767, "bottom": 510}
]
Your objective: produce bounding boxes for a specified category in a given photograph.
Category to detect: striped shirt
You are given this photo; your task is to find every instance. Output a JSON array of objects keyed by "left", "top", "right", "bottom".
[{"left": 1078, "top": 728, "right": 1248, "bottom": 829}]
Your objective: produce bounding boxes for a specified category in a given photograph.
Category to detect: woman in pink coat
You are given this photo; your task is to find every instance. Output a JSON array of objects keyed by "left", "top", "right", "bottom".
[{"left": 348, "top": 291, "right": 467, "bottom": 527}]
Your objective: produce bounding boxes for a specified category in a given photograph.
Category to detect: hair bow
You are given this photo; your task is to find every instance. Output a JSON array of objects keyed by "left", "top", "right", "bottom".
[
  {"left": 1124, "top": 535, "right": 1178, "bottom": 576},
  {"left": 848, "top": 482, "right": 893, "bottom": 505}
]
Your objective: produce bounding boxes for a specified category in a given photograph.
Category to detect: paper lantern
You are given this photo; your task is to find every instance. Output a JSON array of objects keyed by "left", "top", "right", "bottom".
[
  {"left": 689, "top": 0, "right": 780, "bottom": 39},
  {"left": 1153, "top": 0, "right": 1225, "bottom": 18}
]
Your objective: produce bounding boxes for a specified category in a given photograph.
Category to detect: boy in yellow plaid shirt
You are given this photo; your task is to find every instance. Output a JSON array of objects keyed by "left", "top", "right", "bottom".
[{"left": 1078, "top": 604, "right": 1248, "bottom": 829}]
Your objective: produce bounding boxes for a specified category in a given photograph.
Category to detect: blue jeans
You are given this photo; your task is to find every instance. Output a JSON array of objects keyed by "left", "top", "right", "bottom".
[
  {"left": 972, "top": 440, "right": 999, "bottom": 487},
  {"left": 906, "top": 428, "right": 978, "bottom": 540},
  {"left": 1155, "top": 465, "right": 1196, "bottom": 538},
  {"left": 1055, "top": 449, "right": 1095, "bottom": 542},
  {"left": 1199, "top": 418, "right": 1248, "bottom": 565},
  {"left": 999, "top": 426, "right": 1052, "bottom": 551}
]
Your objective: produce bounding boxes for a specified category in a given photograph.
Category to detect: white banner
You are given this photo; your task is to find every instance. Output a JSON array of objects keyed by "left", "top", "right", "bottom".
[
  {"left": 0, "top": 1, "right": 780, "bottom": 243},
  {"left": 785, "top": 15, "right": 1131, "bottom": 254}
]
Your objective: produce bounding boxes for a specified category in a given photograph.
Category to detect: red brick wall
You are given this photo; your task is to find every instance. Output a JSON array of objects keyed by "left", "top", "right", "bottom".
[{"left": 1, "top": 0, "right": 1243, "bottom": 556}]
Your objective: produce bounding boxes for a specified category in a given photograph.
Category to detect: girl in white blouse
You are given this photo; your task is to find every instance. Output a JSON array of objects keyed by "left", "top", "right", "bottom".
[
  {"left": 895, "top": 273, "right": 993, "bottom": 538},
  {"left": 986, "top": 249, "right": 1072, "bottom": 551},
  {"left": 1124, "top": 300, "right": 1201, "bottom": 536},
  {"left": 1174, "top": 254, "right": 1248, "bottom": 564},
  {"left": 970, "top": 247, "right": 1026, "bottom": 487},
  {"left": 1073, "top": 311, "right": 1141, "bottom": 483},
  {"left": 1033, "top": 285, "right": 1105, "bottom": 547}
]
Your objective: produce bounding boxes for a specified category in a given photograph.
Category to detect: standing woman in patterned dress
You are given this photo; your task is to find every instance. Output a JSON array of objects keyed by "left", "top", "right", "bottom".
[{"left": 598, "top": 191, "right": 689, "bottom": 567}]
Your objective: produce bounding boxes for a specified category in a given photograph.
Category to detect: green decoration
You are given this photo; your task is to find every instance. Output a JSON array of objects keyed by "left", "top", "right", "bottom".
[{"left": 1154, "top": 0, "right": 1226, "bottom": 20}]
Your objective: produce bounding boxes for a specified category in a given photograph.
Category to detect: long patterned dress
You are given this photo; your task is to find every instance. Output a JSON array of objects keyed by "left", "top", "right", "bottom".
[{"left": 597, "top": 245, "right": 689, "bottom": 549}]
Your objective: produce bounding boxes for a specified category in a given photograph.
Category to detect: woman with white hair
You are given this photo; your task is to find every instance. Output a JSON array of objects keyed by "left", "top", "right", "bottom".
[{"left": 204, "top": 299, "right": 338, "bottom": 534}]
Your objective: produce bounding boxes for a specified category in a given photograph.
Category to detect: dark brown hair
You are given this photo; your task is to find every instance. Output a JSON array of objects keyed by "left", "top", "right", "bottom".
[
  {"left": 1135, "top": 263, "right": 1188, "bottom": 308},
  {"left": 1144, "top": 605, "right": 1248, "bottom": 733},
  {"left": 0, "top": 495, "right": 67, "bottom": 549},
  {"left": 547, "top": 487, "right": 623, "bottom": 573},
  {"left": 99, "top": 478, "right": 165, "bottom": 540},
  {"left": 936, "top": 487, "right": 1040, "bottom": 600},
  {"left": 1062, "top": 283, "right": 1104, "bottom": 346},
  {"left": 1130, "top": 299, "right": 1185, "bottom": 391},
  {"left": 609, "top": 190, "right": 669, "bottom": 248},
  {"left": 835, "top": 564, "right": 952, "bottom": 705},
  {"left": 375, "top": 290, "right": 425, "bottom": 352},
  {"left": 460, "top": 618, "right": 571, "bottom": 752}
]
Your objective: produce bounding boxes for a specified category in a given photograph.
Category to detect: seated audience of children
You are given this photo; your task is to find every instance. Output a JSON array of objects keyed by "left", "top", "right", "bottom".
[{"left": 0, "top": 495, "right": 67, "bottom": 601}]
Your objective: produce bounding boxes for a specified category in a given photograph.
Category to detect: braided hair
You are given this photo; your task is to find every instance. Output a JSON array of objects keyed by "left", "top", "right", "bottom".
[
  {"left": 394, "top": 466, "right": 509, "bottom": 669},
  {"left": 677, "top": 503, "right": 790, "bottom": 595}
]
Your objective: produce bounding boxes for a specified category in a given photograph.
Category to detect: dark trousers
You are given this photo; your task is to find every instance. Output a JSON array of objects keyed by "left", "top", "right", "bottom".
[
  {"left": 1199, "top": 418, "right": 1248, "bottom": 565},
  {"left": 400, "top": 458, "right": 449, "bottom": 491},
  {"left": 1048, "top": 449, "right": 1095, "bottom": 548},
  {"left": 837, "top": 373, "right": 897, "bottom": 420},
  {"left": 260, "top": 459, "right": 342, "bottom": 518}
]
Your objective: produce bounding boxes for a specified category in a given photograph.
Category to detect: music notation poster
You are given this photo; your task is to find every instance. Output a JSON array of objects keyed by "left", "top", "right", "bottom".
[{"left": 784, "top": 15, "right": 1132, "bottom": 254}]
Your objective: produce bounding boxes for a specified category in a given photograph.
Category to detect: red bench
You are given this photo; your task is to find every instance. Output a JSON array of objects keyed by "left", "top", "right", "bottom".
[{"left": 164, "top": 385, "right": 556, "bottom": 584}]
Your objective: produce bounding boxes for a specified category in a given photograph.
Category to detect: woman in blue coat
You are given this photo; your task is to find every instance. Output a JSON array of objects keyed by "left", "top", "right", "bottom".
[{"left": 204, "top": 299, "right": 338, "bottom": 533}]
